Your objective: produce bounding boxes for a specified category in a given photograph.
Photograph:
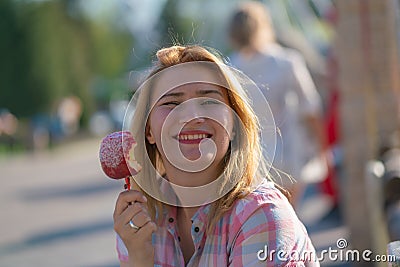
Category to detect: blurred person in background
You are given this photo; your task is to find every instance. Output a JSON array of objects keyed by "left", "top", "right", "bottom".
[
  {"left": 57, "top": 96, "right": 82, "bottom": 137},
  {"left": 228, "top": 1, "right": 330, "bottom": 213},
  {"left": 0, "top": 109, "right": 19, "bottom": 150}
]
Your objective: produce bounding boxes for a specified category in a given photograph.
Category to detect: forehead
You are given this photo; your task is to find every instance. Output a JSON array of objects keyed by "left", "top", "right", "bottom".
[{"left": 149, "top": 62, "right": 229, "bottom": 103}]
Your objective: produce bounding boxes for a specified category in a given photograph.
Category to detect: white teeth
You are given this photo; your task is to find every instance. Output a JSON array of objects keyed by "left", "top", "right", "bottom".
[{"left": 178, "top": 134, "right": 208, "bottom": 140}]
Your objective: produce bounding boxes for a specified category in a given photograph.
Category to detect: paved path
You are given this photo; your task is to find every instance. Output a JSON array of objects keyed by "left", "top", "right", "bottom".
[{"left": 0, "top": 138, "right": 122, "bottom": 267}]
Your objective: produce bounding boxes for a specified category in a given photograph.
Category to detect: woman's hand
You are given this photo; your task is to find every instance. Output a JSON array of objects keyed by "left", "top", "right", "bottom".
[{"left": 113, "top": 190, "right": 157, "bottom": 267}]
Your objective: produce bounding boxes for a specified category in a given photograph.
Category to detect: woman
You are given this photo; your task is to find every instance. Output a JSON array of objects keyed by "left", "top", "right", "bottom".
[{"left": 113, "top": 45, "right": 319, "bottom": 266}]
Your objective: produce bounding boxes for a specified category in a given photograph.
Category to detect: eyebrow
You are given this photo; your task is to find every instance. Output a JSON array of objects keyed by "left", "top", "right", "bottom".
[
  {"left": 197, "top": 89, "right": 224, "bottom": 97},
  {"left": 159, "top": 89, "right": 223, "bottom": 100},
  {"left": 159, "top": 92, "right": 184, "bottom": 100}
]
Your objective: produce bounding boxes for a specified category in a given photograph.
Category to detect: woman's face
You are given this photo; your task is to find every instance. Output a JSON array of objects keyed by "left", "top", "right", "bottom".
[{"left": 146, "top": 82, "right": 234, "bottom": 174}]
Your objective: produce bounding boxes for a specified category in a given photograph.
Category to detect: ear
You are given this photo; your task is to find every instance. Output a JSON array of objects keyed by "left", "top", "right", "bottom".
[{"left": 146, "top": 127, "right": 156, "bottom": 144}]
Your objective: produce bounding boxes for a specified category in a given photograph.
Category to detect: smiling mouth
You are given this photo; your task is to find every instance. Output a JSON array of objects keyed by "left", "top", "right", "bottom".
[{"left": 177, "top": 133, "right": 212, "bottom": 144}]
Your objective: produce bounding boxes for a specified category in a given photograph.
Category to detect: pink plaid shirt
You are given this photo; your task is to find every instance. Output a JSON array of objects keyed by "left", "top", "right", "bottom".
[{"left": 117, "top": 180, "right": 319, "bottom": 266}]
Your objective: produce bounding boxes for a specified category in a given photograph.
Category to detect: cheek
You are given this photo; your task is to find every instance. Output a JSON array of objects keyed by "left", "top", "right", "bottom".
[
  {"left": 148, "top": 108, "right": 172, "bottom": 142},
  {"left": 221, "top": 110, "right": 235, "bottom": 139},
  {"left": 214, "top": 122, "right": 233, "bottom": 144}
]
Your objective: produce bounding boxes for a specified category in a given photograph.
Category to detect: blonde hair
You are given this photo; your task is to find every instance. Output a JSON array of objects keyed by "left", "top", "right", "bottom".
[
  {"left": 229, "top": 1, "right": 276, "bottom": 50},
  {"left": 129, "top": 45, "right": 278, "bottom": 233}
]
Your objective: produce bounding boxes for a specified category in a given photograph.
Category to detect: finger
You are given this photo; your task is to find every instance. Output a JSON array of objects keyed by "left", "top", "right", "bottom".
[
  {"left": 134, "top": 221, "right": 157, "bottom": 239},
  {"left": 115, "top": 202, "right": 146, "bottom": 228},
  {"left": 113, "top": 190, "right": 147, "bottom": 218},
  {"left": 130, "top": 210, "right": 152, "bottom": 228},
  {"left": 120, "top": 220, "right": 156, "bottom": 243},
  {"left": 114, "top": 209, "right": 151, "bottom": 237}
]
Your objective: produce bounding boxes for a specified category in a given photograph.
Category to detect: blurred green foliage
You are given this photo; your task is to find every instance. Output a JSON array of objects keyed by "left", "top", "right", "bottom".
[
  {"left": 157, "top": 0, "right": 192, "bottom": 46},
  {"left": 0, "top": 0, "right": 134, "bottom": 124}
]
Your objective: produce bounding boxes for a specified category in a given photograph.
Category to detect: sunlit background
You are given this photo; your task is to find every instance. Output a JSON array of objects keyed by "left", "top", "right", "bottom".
[{"left": 0, "top": 0, "right": 399, "bottom": 266}]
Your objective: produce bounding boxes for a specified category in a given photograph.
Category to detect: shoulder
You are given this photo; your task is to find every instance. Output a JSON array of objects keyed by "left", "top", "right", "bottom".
[
  {"left": 226, "top": 180, "right": 315, "bottom": 249},
  {"left": 228, "top": 180, "right": 297, "bottom": 229},
  {"left": 263, "top": 45, "right": 307, "bottom": 69},
  {"left": 268, "top": 44, "right": 303, "bottom": 60},
  {"left": 225, "top": 181, "right": 318, "bottom": 265}
]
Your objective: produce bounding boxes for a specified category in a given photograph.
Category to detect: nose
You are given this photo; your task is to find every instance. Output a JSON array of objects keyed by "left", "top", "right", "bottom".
[
  {"left": 179, "top": 116, "right": 206, "bottom": 124},
  {"left": 177, "top": 100, "right": 206, "bottom": 124}
]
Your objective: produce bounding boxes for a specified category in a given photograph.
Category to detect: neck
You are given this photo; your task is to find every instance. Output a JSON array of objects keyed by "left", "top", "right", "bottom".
[
  {"left": 161, "top": 157, "right": 225, "bottom": 207},
  {"left": 239, "top": 46, "right": 258, "bottom": 57}
]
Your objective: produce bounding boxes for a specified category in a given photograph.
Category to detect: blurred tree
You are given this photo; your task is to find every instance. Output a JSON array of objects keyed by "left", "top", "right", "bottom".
[
  {"left": 0, "top": 0, "right": 134, "bottom": 125},
  {"left": 0, "top": 0, "right": 93, "bottom": 121},
  {"left": 0, "top": 0, "right": 33, "bottom": 117},
  {"left": 87, "top": 13, "right": 134, "bottom": 109},
  {"left": 155, "top": 0, "right": 195, "bottom": 47}
]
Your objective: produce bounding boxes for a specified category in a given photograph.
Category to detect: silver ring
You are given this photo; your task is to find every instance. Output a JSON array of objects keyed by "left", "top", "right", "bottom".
[{"left": 128, "top": 220, "right": 140, "bottom": 230}]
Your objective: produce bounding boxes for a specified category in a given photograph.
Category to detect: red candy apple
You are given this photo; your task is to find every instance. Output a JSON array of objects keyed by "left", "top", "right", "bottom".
[{"left": 99, "top": 131, "right": 141, "bottom": 179}]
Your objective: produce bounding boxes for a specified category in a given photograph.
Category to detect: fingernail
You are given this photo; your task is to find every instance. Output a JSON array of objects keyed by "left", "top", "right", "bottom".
[{"left": 142, "top": 195, "right": 147, "bottom": 202}]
